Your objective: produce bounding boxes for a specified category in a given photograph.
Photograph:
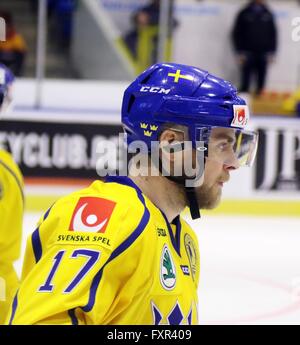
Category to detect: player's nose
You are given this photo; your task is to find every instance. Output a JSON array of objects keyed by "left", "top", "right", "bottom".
[{"left": 223, "top": 154, "right": 240, "bottom": 171}]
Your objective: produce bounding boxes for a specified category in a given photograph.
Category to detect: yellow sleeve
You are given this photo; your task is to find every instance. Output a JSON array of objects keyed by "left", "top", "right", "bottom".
[
  {"left": 7, "top": 183, "right": 149, "bottom": 325},
  {"left": 0, "top": 151, "right": 24, "bottom": 324}
]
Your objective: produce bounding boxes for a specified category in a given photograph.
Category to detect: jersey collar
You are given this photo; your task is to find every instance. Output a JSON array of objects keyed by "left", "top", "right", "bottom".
[{"left": 105, "top": 175, "right": 143, "bottom": 195}]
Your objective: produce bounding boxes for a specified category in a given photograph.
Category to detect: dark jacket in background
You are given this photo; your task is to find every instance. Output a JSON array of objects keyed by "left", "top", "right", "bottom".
[{"left": 232, "top": 3, "right": 277, "bottom": 54}]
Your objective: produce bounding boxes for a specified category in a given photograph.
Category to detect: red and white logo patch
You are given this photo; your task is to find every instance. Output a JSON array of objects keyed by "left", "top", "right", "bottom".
[
  {"left": 231, "top": 105, "right": 249, "bottom": 128},
  {"left": 69, "top": 197, "right": 116, "bottom": 233}
]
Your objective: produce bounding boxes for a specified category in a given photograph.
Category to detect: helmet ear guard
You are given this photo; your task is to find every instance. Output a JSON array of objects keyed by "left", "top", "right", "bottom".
[{"left": 121, "top": 62, "right": 258, "bottom": 219}]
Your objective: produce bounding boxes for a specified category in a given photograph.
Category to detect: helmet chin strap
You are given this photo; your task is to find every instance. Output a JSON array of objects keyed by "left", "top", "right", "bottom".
[
  {"left": 166, "top": 174, "right": 201, "bottom": 220},
  {"left": 185, "top": 187, "right": 201, "bottom": 219},
  {"left": 151, "top": 137, "right": 207, "bottom": 220},
  {"left": 156, "top": 157, "right": 202, "bottom": 220}
]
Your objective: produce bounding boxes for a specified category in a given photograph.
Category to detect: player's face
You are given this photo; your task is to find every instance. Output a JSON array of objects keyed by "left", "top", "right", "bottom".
[
  {"left": 194, "top": 159, "right": 230, "bottom": 209},
  {"left": 194, "top": 128, "right": 239, "bottom": 209}
]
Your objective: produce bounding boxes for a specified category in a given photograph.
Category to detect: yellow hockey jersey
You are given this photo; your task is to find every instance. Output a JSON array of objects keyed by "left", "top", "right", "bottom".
[
  {"left": 7, "top": 176, "right": 199, "bottom": 325},
  {"left": 0, "top": 149, "right": 23, "bottom": 324}
]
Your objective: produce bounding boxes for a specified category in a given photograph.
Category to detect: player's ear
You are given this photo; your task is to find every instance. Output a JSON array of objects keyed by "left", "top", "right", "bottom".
[
  {"left": 160, "top": 129, "right": 176, "bottom": 145},
  {"left": 159, "top": 129, "right": 184, "bottom": 145},
  {"left": 159, "top": 129, "right": 184, "bottom": 163}
]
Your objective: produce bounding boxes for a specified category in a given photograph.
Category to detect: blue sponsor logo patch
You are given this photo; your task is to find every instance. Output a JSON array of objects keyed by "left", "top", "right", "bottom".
[{"left": 180, "top": 265, "right": 190, "bottom": 276}]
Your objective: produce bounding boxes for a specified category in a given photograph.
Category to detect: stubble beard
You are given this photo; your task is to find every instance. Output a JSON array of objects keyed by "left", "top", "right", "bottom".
[{"left": 195, "top": 182, "right": 222, "bottom": 210}]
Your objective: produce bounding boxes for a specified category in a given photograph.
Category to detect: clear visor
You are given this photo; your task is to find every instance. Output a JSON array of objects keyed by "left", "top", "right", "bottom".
[
  {"left": 197, "top": 126, "right": 258, "bottom": 168},
  {"left": 158, "top": 125, "right": 258, "bottom": 188}
]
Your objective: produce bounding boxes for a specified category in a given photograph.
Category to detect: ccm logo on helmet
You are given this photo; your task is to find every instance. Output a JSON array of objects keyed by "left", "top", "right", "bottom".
[{"left": 140, "top": 86, "right": 171, "bottom": 94}]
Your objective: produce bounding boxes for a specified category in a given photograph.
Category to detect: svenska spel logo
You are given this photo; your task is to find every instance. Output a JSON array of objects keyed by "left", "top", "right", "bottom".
[{"left": 69, "top": 197, "right": 116, "bottom": 233}]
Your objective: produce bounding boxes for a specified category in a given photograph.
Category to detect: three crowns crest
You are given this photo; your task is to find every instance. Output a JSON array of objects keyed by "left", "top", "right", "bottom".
[{"left": 140, "top": 122, "right": 159, "bottom": 137}]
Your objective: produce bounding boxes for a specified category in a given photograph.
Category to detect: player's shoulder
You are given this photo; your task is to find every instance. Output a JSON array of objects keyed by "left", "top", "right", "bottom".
[
  {"left": 54, "top": 176, "right": 146, "bottom": 219},
  {"left": 39, "top": 177, "right": 148, "bottom": 251},
  {"left": 0, "top": 149, "right": 23, "bottom": 186}
]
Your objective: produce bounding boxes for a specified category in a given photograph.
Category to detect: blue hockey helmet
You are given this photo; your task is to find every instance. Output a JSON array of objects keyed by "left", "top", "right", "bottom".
[
  {"left": 0, "top": 63, "right": 14, "bottom": 113},
  {"left": 121, "top": 63, "right": 258, "bottom": 219},
  {"left": 122, "top": 62, "right": 257, "bottom": 167}
]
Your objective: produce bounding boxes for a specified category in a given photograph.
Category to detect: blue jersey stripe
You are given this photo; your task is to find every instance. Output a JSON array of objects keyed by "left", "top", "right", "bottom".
[
  {"left": 160, "top": 212, "right": 182, "bottom": 257},
  {"left": 31, "top": 227, "right": 42, "bottom": 263},
  {"left": 81, "top": 270, "right": 103, "bottom": 313},
  {"left": 8, "top": 292, "right": 18, "bottom": 325},
  {"left": 81, "top": 177, "right": 150, "bottom": 313},
  {"left": 107, "top": 176, "right": 182, "bottom": 256},
  {"left": 68, "top": 309, "right": 79, "bottom": 325},
  {"left": 31, "top": 206, "right": 53, "bottom": 263},
  {"left": 105, "top": 175, "right": 143, "bottom": 194},
  {"left": 43, "top": 205, "right": 53, "bottom": 220},
  {"left": 174, "top": 216, "right": 182, "bottom": 256}
]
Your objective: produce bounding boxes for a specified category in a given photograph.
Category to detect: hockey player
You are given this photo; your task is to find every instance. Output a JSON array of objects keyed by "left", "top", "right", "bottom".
[
  {"left": 0, "top": 63, "right": 24, "bottom": 324},
  {"left": 7, "top": 63, "right": 258, "bottom": 325}
]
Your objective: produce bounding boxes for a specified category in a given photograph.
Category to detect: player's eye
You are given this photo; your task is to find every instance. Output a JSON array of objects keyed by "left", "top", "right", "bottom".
[{"left": 216, "top": 141, "right": 230, "bottom": 152}]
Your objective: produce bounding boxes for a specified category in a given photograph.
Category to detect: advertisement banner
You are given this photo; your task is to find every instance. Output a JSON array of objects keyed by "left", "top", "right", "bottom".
[
  {"left": 255, "top": 127, "right": 300, "bottom": 191},
  {"left": 0, "top": 120, "right": 123, "bottom": 179}
]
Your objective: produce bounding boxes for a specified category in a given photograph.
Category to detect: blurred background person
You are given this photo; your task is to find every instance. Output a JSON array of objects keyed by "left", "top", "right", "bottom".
[
  {"left": 231, "top": 0, "right": 277, "bottom": 96},
  {"left": 0, "top": 11, "right": 27, "bottom": 76},
  {"left": 0, "top": 63, "right": 23, "bottom": 324},
  {"left": 123, "top": 9, "right": 151, "bottom": 61},
  {"left": 123, "top": 0, "right": 178, "bottom": 72}
]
